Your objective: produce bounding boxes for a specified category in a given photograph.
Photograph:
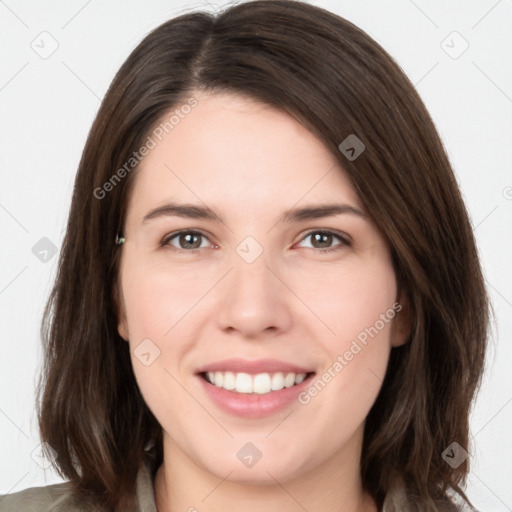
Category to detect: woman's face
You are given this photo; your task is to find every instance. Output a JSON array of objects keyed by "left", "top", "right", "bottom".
[{"left": 117, "top": 91, "right": 408, "bottom": 484}]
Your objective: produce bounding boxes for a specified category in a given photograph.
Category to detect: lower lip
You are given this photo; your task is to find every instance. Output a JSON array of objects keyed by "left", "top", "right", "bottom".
[{"left": 196, "top": 373, "right": 315, "bottom": 419}]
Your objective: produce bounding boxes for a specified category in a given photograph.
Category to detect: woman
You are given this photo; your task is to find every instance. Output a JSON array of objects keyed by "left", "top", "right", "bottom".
[{"left": 0, "top": 1, "right": 488, "bottom": 511}]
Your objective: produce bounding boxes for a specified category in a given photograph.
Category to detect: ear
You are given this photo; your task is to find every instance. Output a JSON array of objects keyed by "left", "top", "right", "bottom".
[
  {"left": 390, "top": 291, "right": 411, "bottom": 348},
  {"left": 113, "top": 281, "right": 129, "bottom": 341},
  {"left": 118, "top": 310, "right": 129, "bottom": 341}
]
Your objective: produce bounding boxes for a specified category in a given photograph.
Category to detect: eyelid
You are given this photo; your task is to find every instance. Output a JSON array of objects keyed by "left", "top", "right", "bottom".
[
  {"left": 160, "top": 229, "right": 216, "bottom": 249},
  {"left": 297, "top": 228, "right": 351, "bottom": 244},
  {"left": 294, "top": 228, "right": 352, "bottom": 252},
  {"left": 161, "top": 227, "right": 351, "bottom": 253}
]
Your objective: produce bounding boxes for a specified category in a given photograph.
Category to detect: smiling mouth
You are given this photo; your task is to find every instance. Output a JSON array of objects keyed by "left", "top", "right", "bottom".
[{"left": 199, "top": 371, "right": 316, "bottom": 395}]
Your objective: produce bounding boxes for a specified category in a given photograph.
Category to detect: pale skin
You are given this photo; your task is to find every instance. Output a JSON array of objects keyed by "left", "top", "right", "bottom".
[{"left": 116, "top": 91, "right": 410, "bottom": 512}]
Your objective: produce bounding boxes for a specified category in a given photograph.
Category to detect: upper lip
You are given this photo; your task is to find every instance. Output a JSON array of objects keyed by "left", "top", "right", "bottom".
[{"left": 196, "top": 358, "right": 315, "bottom": 375}]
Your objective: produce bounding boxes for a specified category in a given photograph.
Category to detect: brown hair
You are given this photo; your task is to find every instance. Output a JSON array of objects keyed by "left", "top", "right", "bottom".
[{"left": 36, "top": 1, "right": 489, "bottom": 510}]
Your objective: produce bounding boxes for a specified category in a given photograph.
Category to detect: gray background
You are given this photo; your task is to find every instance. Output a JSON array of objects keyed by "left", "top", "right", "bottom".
[{"left": 0, "top": 0, "right": 511, "bottom": 509}]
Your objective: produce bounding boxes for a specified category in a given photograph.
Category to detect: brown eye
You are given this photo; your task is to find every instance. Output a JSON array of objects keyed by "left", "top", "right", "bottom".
[
  {"left": 297, "top": 230, "right": 350, "bottom": 253},
  {"left": 162, "top": 231, "right": 211, "bottom": 251}
]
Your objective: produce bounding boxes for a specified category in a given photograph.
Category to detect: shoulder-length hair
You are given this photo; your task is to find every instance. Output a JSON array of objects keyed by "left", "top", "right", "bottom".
[{"left": 37, "top": 1, "right": 489, "bottom": 510}]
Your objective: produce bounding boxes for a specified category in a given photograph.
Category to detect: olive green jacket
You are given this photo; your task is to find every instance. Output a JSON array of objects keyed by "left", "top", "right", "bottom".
[{"left": 0, "top": 455, "right": 475, "bottom": 512}]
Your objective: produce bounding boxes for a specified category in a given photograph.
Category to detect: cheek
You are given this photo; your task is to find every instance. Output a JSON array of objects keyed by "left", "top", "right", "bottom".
[
  {"left": 299, "top": 256, "right": 397, "bottom": 346},
  {"left": 122, "top": 263, "right": 202, "bottom": 433},
  {"left": 296, "top": 257, "right": 396, "bottom": 414},
  {"left": 120, "top": 260, "right": 195, "bottom": 399},
  {"left": 121, "top": 258, "right": 207, "bottom": 341}
]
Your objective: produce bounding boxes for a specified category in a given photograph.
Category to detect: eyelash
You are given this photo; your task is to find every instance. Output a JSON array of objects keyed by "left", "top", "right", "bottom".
[{"left": 160, "top": 229, "right": 351, "bottom": 254}]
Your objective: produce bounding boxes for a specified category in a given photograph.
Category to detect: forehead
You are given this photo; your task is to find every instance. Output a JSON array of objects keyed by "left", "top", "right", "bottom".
[{"left": 126, "top": 91, "right": 362, "bottom": 221}]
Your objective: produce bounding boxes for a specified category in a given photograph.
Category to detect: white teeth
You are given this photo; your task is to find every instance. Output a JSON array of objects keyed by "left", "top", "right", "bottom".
[
  {"left": 204, "top": 371, "right": 309, "bottom": 394},
  {"left": 223, "top": 371, "right": 236, "bottom": 390},
  {"left": 235, "top": 373, "right": 252, "bottom": 393},
  {"left": 253, "top": 373, "right": 271, "bottom": 394},
  {"left": 284, "top": 373, "right": 295, "bottom": 388},
  {"left": 214, "top": 371, "right": 224, "bottom": 388},
  {"left": 271, "top": 372, "right": 285, "bottom": 391},
  {"left": 294, "top": 373, "right": 306, "bottom": 384}
]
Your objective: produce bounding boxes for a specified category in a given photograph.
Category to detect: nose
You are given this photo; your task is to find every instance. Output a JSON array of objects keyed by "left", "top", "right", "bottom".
[{"left": 216, "top": 251, "right": 293, "bottom": 339}]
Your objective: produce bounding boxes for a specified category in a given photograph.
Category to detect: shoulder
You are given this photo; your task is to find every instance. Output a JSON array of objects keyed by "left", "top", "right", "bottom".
[
  {"left": 0, "top": 481, "right": 82, "bottom": 512},
  {"left": 0, "top": 450, "right": 159, "bottom": 512},
  {"left": 382, "top": 476, "right": 480, "bottom": 511}
]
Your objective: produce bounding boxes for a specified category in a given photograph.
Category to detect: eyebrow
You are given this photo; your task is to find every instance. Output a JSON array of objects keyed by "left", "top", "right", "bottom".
[{"left": 142, "top": 201, "right": 367, "bottom": 225}]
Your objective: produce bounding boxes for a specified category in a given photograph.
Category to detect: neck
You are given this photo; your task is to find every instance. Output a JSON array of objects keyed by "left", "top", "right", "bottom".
[{"left": 154, "top": 428, "right": 378, "bottom": 512}]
